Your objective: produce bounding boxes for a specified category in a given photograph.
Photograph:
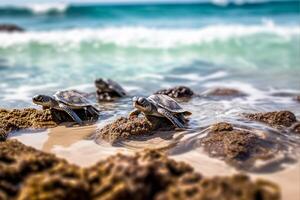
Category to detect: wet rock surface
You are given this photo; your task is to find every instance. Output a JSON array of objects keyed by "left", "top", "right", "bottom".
[
  {"left": 199, "top": 122, "right": 292, "bottom": 172},
  {"left": 0, "top": 24, "right": 24, "bottom": 32},
  {"left": 0, "top": 108, "right": 99, "bottom": 141},
  {"left": 201, "top": 87, "right": 246, "bottom": 99},
  {"left": 18, "top": 163, "right": 89, "bottom": 200},
  {"left": 94, "top": 116, "right": 174, "bottom": 144},
  {"left": 157, "top": 174, "right": 280, "bottom": 200},
  {"left": 0, "top": 140, "right": 281, "bottom": 200},
  {"left": 295, "top": 96, "right": 300, "bottom": 102},
  {"left": 154, "top": 86, "right": 194, "bottom": 99},
  {"left": 244, "top": 111, "right": 297, "bottom": 129},
  {"left": 0, "top": 109, "right": 59, "bottom": 141},
  {"left": 0, "top": 140, "right": 65, "bottom": 200},
  {"left": 88, "top": 150, "right": 280, "bottom": 200}
]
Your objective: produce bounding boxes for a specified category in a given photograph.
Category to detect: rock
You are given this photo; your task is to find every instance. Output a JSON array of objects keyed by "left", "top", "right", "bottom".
[
  {"left": 0, "top": 108, "right": 59, "bottom": 141},
  {"left": 157, "top": 174, "right": 280, "bottom": 200},
  {"left": 94, "top": 116, "right": 174, "bottom": 144},
  {"left": 154, "top": 86, "right": 194, "bottom": 98},
  {"left": 88, "top": 149, "right": 280, "bottom": 200},
  {"left": 0, "top": 140, "right": 65, "bottom": 199},
  {"left": 0, "top": 128, "right": 8, "bottom": 142},
  {"left": 210, "top": 122, "right": 234, "bottom": 132},
  {"left": 201, "top": 122, "right": 258, "bottom": 160},
  {"left": 0, "top": 140, "right": 280, "bottom": 200},
  {"left": 199, "top": 122, "right": 290, "bottom": 171},
  {"left": 201, "top": 87, "right": 246, "bottom": 98},
  {"left": 0, "top": 24, "right": 24, "bottom": 32},
  {"left": 0, "top": 108, "right": 99, "bottom": 140},
  {"left": 87, "top": 149, "right": 194, "bottom": 200},
  {"left": 244, "top": 111, "right": 297, "bottom": 128},
  {"left": 18, "top": 163, "right": 89, "bottom": 200}
]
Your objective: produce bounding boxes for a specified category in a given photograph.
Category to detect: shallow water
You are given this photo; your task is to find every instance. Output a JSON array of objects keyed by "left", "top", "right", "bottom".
[{"left": 1, "top": 1, "right": 300, "bottom": 199}]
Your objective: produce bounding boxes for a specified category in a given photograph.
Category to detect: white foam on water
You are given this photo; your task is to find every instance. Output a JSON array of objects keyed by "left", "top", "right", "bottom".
[
  {"left": 7, "top": 3, "right": 69, "bottom": 14},
  {"left": 3, "top": 83, "right": 58, "bottom": 101},
  {"left": 0, "top": 23, "right": 298, "bottom": 48}
]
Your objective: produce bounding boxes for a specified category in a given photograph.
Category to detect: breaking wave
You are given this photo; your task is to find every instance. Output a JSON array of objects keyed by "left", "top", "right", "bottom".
[{"left": 0, "top": 23, "right": 299, "bottom": 48}]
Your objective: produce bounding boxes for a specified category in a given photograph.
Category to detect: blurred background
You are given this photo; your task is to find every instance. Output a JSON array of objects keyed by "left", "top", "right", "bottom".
[{"left": 0, "top": 0, "right": 299, "bottom": 108}]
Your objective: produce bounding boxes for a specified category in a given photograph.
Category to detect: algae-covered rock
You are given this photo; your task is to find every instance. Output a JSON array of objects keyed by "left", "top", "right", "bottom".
[
  {"left": 0, "top": 107, "right": 97, "bottom": 141},
  {"left": 201, "top": 122, "right": 258, "bottom": 160},
  {"left": 200, "top": 122, "right": 291, "bottom": 172},
  {"left": 0, "top": 140, "right": 280, "bottom": 200},
  {"left": 87, "top": 150, "right": 280, "bottom": 200},
  {"left": 0, "top": 108, "right": 59, "bottom": 140},
  {"left": 18, "top": 163, "right": 89, "bottom": 200},
  {"left": 87, "top": 149, "right": 194, "bottom": 200},
  {"left": 94, "top": 116, "right": 174, "bottom": 144},
  {"left": 0, "top": 140, "right": 64, "bottom": 199},
  {"left": 155, "top": 86, "right": 194, "bottom": 99},
  {"left": 157, "top": 174, "right": 280, "bottom": 200},
  {"left": 244, "top": 111, "right": 297, "bottom": 128},
  {"left": 95, "top": 117, "right": 153, "bottom": 143},
  {"left": 0, "top": 128, "right": 8, "bottom": 142},
  {"left": 201, "top": 87, "right": 246, "bottom": 98}
]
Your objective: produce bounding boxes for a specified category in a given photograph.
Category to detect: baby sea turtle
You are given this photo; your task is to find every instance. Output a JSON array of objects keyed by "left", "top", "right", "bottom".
[
  {"left": 95, "top": 78, "right": 126, "bottom": 101},
  {"left": 129, "top": 94, "right": 192, "bottom": 128},
  {"left": 32, "top": 90, "right": 100, "bottom": 124}
]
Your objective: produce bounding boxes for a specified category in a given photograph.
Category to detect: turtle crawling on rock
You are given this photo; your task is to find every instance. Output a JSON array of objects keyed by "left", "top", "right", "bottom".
[
  {"left": 129, "top": 94, "right": 191, "bottom": 128},
  {"left": 95, "top": 78, "right": 126, "bottom": 102},
  {"left": 33, "top": 90, "right": 100, "bottom": 124}
]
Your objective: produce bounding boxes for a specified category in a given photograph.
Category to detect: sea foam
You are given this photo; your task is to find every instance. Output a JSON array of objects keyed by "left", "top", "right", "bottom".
[
  {"left": 0, "top": 23, "right": 299, "bottom": 48},
  {"left": 24, "top": 3, "right": 68, "bottom": 14}
]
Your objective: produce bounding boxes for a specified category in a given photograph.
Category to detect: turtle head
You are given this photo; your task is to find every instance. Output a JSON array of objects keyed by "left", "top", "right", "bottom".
[
  {"left": 32, "top": 95, "right": 56, "bottom": 108},
  {"left": 95, "top": 78, "right": 109, "bottom": 90},
  {"left": 132, "top": 96, "right": 153, "bottom": 113}
]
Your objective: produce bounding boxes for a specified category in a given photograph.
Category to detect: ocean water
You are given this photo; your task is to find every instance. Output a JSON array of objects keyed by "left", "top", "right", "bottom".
[
  {"left": 2, "top": 1, "right": 300, "bottom": 198},
  {"left": 0, "top": 0, "right": 299, "bottom": 108}
]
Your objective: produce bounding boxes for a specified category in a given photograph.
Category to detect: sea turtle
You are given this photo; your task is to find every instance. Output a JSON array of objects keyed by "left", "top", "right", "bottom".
[
  {"left": 129, "top": 94, "right": 192, "bottom": 128},
  {"left": 95, "top": 78, "right": 126, "bottom": 101},
  {"left": 32, "top": 90, "right": 100, "bottom": 124}
]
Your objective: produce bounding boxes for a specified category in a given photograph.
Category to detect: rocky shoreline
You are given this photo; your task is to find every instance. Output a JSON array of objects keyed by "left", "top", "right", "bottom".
[
  {"left": 1, "top": 140, "right": 280, "bottom": 200},
  {"left": 0, "top": 85, "right": 299, "bottom": 199}
]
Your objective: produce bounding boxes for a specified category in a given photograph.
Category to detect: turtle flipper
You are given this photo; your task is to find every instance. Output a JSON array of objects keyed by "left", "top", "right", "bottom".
[
  {"left": 59, "top": 103, "right": 83, "bottom": 124},
  {"left": 129, "top": 109, "right": 141, "bottom": 118},
  {"left": 157, "top": 108, "right": 185, "bottom": 128},
  {"left": 87, "top": 106, "right": 100, "bottom": 121}
]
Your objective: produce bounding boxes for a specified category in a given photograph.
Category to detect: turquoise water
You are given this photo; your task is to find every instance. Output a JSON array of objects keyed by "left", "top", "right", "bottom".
[{"left": 0, "top": 0, "right": 299, "bottom": 108}]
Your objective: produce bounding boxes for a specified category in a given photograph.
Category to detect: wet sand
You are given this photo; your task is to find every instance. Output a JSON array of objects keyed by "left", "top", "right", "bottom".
[{"left": 9, "top": 125, "right": 300, "bottom": 200}]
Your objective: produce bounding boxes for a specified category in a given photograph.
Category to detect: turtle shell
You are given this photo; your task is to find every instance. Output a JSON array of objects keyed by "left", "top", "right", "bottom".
[
  {"left": 147, "top": 94, "right": 188, "bottom": 114},
  {"left": 107, "top": 79, "right": 126, "bottom": 96},
  {"left": 54, "top": 90, "right": 93, "bottom": 108}
]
